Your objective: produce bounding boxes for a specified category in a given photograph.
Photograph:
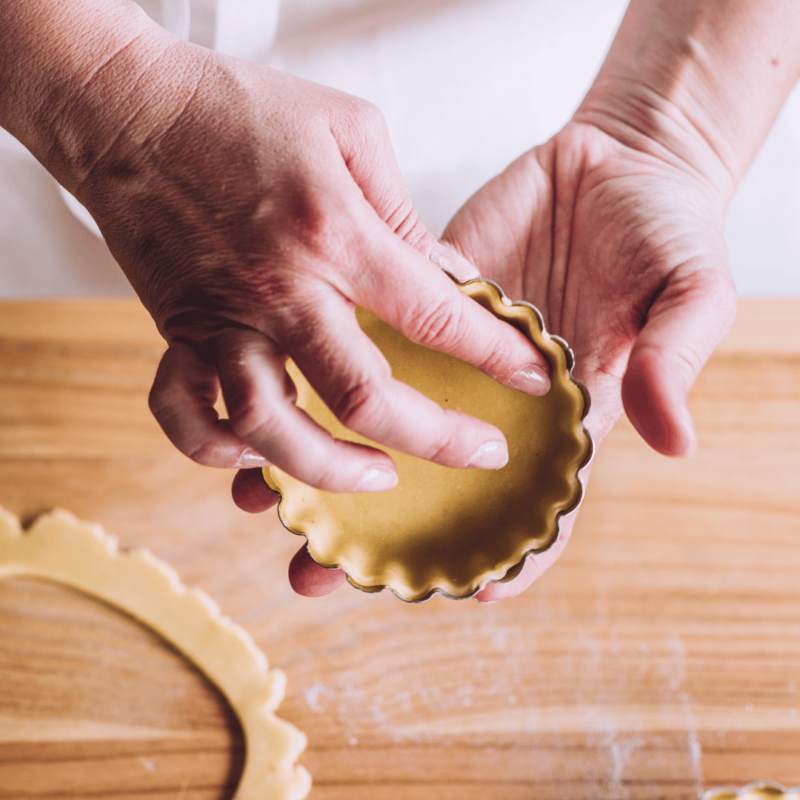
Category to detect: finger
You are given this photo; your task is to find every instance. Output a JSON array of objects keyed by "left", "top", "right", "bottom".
[
  {"left": 332, "top": 98, "right": 432, "bottom": 248},
  {"left": 475, "top": 430, "right": 597, "bottom": 603},
  {"left": 475, "top": 510, "right": 578, "bottom": 603},
  {"left": 149, "top": 340, "right": 271, "bottom": 468},
  {"left": 428, "top": 241, "right": 481, "bottom": 282},
  {"left": 332, "top": 98, "right": 480, "bottom": 281},
  {"left": 213, "top": 328, "right": 399, "bottom": 492},
  {"left": 231, "top": 468, "right": 280, "bottom": 514},
  {"left": 622, "top": 267, "right": 737, "bottom": 456},
  {"left": 288, "top": 545, "right": 347, "bottom": 597},
  {"left": 286, "top": 292, "right": 511, "bottom": 470},
  {"left": 317, "top": 115, "right": 548, "bottom": 393},
  {"left": 348, "top": 223, "right": 552, "bottom": 396}
]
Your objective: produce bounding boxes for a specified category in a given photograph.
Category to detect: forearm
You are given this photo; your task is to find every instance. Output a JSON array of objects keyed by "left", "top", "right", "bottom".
[
  {"left": 0, "top": 0, "right": 196, "bottom": 192},
  {"left": 575, "top": 0, "right": 800, "bottom": 198}
]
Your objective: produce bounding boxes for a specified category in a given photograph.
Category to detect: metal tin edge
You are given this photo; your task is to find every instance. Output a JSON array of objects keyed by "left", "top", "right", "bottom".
[
  {"left": 265, "top": 276, "right": 594, "bottom": 603},
  {"left": 701, "top": 782, "right": 800, "bottom": 799}
]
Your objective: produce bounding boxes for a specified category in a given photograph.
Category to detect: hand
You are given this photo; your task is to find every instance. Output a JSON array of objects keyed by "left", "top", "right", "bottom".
[
  {"left": 258, "top": 118, "right": 736, "bottom": 602},
  {"left": 444, "top": 120, "right": 737, "bottom": 600},
  {"left": 71, "top": 38, "right": 551, "bottom": 489},
  {"left": 0, "top": 2, "right": 546, "bottom": 597}
]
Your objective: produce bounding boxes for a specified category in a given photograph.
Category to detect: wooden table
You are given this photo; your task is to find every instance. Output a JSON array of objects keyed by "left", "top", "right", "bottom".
[{"left": 0, "top": 298, "right": 798, "bottom": 800}]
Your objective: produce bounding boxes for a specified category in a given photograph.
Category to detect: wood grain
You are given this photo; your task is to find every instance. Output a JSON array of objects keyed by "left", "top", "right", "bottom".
[{"left": 0, "top": 298, "right": 798, "bottom": 799}]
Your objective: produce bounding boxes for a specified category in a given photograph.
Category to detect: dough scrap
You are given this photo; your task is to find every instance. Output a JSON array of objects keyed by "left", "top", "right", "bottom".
[
  {"left": 702, "top": 783, "right": 800, "bottom": 799},
  {"left": 0, "top": 506, "right": 311, "bottom": 800}
]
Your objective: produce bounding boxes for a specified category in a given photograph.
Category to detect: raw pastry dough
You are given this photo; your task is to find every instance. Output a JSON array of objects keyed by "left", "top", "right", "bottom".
[
  {"left": 702, "top": 783, "right": 800, "bottom": 799},
  {"left": 0, "top": 506, "right": 310, "bottom": 800},
  {"left": 266, "top": 279, "right": 592, "bottom": 602}
]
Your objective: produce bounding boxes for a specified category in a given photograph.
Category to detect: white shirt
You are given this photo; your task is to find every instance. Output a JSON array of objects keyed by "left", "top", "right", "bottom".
[{"left": 1, "top": 0, "right": 798, "bottom": 296}]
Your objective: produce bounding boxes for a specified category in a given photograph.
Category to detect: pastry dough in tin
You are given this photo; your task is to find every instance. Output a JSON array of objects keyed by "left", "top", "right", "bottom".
[{"left": 266, "top": 279, "right": 592, "bottom": 602}]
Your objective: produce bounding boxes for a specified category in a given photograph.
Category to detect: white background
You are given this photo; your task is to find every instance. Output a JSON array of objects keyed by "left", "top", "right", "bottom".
[{"left": 1, "top": 0, "right": 799, "bottom": 297}]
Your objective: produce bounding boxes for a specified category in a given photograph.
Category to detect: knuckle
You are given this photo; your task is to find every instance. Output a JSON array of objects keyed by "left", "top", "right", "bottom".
[
  {"left": 425, "top": 428, "right": 458, "bottom": 465},
  {"left": 253, "top": 179, "right": 358, "bottom": 274},
  {"left": 225, "top": 386, "right": 276, "bottom": 440},
  {"left": 147, "top": 382, "right": 168, "bottom": 418},
  {"left": 330, "top": 374, "right": 389, "bottom": 432},
  {"left": 186, "top": 439, "right": 227, "bottom": 467},
  {"left": 147, "top": 394, "right": 223, "bottom": 467},
  {"left": 293, "top": 201, "right": 359, "bottom": 271},
  {"left": 473, "top": 337, "right": 516, "bottom": 379},
  {"left": 306, "top": 462, "right": 347, "bottom": 491},
  {"left": 147, "top": 349, "right": 182, "bottom": 418},
  {"left": 349, "top": 97, "right": 387, "bottom": 135},
  {"left": 387, "top": 203, "right": 430, "bottom": 246},
  {"left": 147, "top": 375, "right": 188, "bottom": 431},
  {"left": 639, "top": 339, "right": 702, "bottom": 390},
  {"left": 672, "top": 345, "right": 705, "bottom": 384},
  {"left": 404, "top": 299, "right": 467, "bottom": 351}
]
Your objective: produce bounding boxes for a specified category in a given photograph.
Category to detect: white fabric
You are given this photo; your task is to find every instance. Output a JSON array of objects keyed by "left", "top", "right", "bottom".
[
  {"left": 137, "top": 0, "right": 281, "bottom": 54},
  {"left": 1, "top": 0, "right": 799, "bottom": 297}
]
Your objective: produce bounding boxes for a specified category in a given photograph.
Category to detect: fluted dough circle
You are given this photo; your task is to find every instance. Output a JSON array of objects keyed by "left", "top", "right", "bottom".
[{"left": 0, "top": 507, "right": 310, "bottom": 800}]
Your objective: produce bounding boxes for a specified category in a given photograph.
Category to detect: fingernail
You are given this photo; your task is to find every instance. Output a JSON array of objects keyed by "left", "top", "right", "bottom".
[
  {"left": 508, "top": 364, "right": 550, "bottom": 395},
  {"left": 235, "top": 448, "right": 270, "bottom": 468},
  {"left": 429, "top": 242, "right": 480, "bottom": 282},
  {"left": 355, "top": 465, "right": 398, "bottom": 492},
  {"left": 466, "top": 441, "right": 508, "bottom": 470}
]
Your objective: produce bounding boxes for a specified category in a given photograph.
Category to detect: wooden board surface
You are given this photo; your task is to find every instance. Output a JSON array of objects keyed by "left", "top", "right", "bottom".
[{"left": 0, "top": 298, "right": 798, "bottom": 799}]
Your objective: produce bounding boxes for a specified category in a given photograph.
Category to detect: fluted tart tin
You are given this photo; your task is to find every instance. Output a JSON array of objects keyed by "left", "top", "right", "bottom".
[
  {"left": 702, "top": 783, "right": 800, "bottom": 799},
  {"left": 264, "top": 279, "right": 593, "bottom": 602}
]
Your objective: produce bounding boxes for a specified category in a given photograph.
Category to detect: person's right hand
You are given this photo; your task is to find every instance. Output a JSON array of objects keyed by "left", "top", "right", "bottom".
[{"left": 61, "top": 18, "right": 550, "bottom": 491}]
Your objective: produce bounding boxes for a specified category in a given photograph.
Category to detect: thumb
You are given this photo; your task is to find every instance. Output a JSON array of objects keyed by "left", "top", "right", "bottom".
[
  {"left": 331, "top": 98, "right": 479, "bottom": 281},
  {"left": 622, "top": 268, "right": 737, "bottom": 456}
]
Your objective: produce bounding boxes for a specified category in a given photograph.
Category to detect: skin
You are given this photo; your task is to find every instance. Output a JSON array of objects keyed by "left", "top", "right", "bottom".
[
  {"left": 0, "top": 0, "right": 550, "bottom": 495},
  {"left": 2, "top": 0, "right": 799, "bottom": 601},
  {"left": 232, "top": 0, "right": 800, "bottom": 602}
]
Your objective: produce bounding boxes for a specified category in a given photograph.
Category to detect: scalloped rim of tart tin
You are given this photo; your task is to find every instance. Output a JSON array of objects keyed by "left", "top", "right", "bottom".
[{"left": 265, "top": 278, "right": 594, "bottom": 603}]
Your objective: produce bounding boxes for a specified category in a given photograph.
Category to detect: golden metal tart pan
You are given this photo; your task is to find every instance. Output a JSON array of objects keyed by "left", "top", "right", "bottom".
[
  {"left": 702, "top": 783, "right": 800, "bottom": 799},
  {"left": 265, "top": 279, "right": 593, "bottom": 602}
]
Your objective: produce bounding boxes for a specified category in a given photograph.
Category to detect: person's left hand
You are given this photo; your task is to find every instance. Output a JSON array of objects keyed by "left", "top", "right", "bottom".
[{"left": 236, "top": 119, "right": 738, "bottom": 602}]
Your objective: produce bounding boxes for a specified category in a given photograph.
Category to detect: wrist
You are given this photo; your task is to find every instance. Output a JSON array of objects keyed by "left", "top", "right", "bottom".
[
  {"left": 0, "top": 0, "right": 200, "bottom": 192},
  {"left": 574, "top": 73, "right": 738, "bottom": 207},
  {"left": 573, "top": 0, "right": 800, "bottom": 204}
]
